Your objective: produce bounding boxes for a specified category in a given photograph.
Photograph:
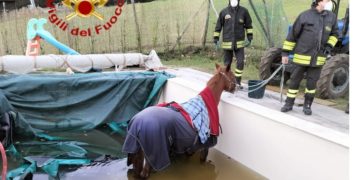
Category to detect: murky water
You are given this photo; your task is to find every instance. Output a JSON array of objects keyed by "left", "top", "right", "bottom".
[
  {"left": 144, "top": 149, "right": 266, "bottom": 180},
  {"left": 56, "top": 149, "right": 267, "bottom": 180},
  {"left": 3, "top": 128, "right": 266, "bottom": 180}
]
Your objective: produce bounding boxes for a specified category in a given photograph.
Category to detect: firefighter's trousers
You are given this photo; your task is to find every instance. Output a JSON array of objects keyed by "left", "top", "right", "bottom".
[
  {"left": 287, "top": 65, "right": 322, "bottom": 99},
  {"left": 224, "top": 48, "right": 244, "bottom": 83}
]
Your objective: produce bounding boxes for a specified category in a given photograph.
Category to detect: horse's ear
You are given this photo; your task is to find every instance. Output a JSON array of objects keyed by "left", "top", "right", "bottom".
[
  {"left": 226, "top": 64, "right": 231, "bottom": 72},
  {"left": 215, "top": 63, "right": 221, "bottom": 72}
]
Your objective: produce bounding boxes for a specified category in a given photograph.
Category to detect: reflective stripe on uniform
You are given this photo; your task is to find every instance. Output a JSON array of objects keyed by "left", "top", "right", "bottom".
[
  {"left": 287, "top": 93, "right": 297, "bottom": 98},
  {"left": 293, "top": 54, "right": 311, "bottom": 65},
  {"left": 305, "top": 88, "right": 316, "bottom": 94},
  {"left": 327, "top": 36, "right": 338, "bottom": 47},
  {"left": 288, "top": 89, "right": 299, "bottom": 94},
  {"left": 236, "top": 41, "right": 245, "bottom": 48},
  {"left": 316, "top": 56, "right": 326, "bottom": 66},
  {"left": 222, "top": 42, "right": 232, "bottom": 49},
  {"left": 235, "top": 69, "right": 243, "bottom": 73},
  {"left": 214, "top": 32, "right": 220, "bottom": 37},
  {"left": 283, "top": 41, "right": 296, "bottom": 51},
  {"left": 294, "top": 54, "right": 327, "bottom": 66},
  {"left": 287, "top": 89, "right": 298, "bottom": 98},
  {"left": 234, "top": 68, "right": 243, "bottom": 77},
  {"left": 286, "top": 89, "right": 299, "bottom": 98},
  {"left": 246, "top": 29, "right": 253, "bottom": 34}
]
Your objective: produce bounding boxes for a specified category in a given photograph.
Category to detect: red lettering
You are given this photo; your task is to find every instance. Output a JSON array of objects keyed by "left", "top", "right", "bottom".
[
  {"left": 62, "top": 23, "right": 68, "bottom": 31},
  {"left": 80, "top": 30, "right": 88, "bottom": 36},
  {"left": 88, "top": 28, "right": 91, "bottom": 36},
  {"left": 71, "top": 28, "right": 79, "bottom": 36},
  {"left": 47, "top": 0, "right": 55, "bottom": 8},
  {"left": 48, "top": 8, "right": 56, "bottom": 14},
  {"left": 48, "top": 0, "right": 124, "bottom": 37},
  {"left": 115, "top": 7, "right": 122, "bottom": 16},
  {"left": 95, "top": 25, "right": 102, "bottom": 34},
  {"left": 59, "top": 21, "right": 66, "bottom": 29},
  {"left": 117, "top": 0, "right": 125, "bottom": 7},
  {"left": 103, "top": 22, "right": 112, "bottom": 30},
  {"left": 48, "top": 14, "right": 58, "bottom": 23},
  {"left": 55, "top": 19, "right": 61, "bottom": 26},
  {"left": 110, "top": 16, "right": 117, "bottom": 24}
]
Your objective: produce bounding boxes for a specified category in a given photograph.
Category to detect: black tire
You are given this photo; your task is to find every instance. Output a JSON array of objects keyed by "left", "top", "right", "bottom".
[
  {"left": 317, "top": 54, "right": 349, "bottom": 99},
  {"left": 259, "top": 47, "right": 290, "bottom": 86}
]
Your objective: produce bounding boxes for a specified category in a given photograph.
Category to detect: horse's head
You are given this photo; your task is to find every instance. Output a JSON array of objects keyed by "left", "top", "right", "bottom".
[{"left": 215, "top": 63, "right": 237, "bottom": 93}]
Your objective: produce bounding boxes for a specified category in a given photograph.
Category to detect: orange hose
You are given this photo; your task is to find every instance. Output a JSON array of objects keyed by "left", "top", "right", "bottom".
[{"left": 0, "top": 142, "right": 7, "bottom": 180}]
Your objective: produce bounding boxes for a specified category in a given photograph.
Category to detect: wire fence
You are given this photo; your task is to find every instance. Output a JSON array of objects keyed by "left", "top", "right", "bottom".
[{"left": 0, "top": 0, "right": 288, "bottom": 56}]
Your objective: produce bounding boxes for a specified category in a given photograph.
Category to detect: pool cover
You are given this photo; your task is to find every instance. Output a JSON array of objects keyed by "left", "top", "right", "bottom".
[{"left": 0, "top": 71, "right": 173, "bottom": 179}]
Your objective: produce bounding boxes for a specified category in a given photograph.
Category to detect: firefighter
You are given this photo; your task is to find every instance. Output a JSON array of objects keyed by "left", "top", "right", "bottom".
[
  {"left": 281, "top": 0, "right": 339, "bottom": 115},
  {"left": 213, "top": 0, "right": 253, "bottom": 89}
]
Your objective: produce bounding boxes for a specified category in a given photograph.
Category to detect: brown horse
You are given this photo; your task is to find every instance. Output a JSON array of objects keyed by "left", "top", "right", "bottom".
[{"left": 123, "top": 63, "right": 236, "bottom": 179}]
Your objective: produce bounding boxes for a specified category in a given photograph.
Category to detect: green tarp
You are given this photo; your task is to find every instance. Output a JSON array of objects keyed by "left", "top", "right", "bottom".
[
  {"left": 0, "top": 71, "right": 172, "bottom": 136},
  {"left": 0, "top": 71, "right": 173, "bottom": 179}
]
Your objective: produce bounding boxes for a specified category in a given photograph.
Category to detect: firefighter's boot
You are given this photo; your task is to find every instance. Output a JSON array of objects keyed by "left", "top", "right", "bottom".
[
  {"left": 303, "top": 95, "right": 314, "bottom": 115},
  {"left": 281, "top": 97, "right": 295, "bottom": 112},
  {"left": 236, "top": 77, "right": 243, "bottom": 90}
]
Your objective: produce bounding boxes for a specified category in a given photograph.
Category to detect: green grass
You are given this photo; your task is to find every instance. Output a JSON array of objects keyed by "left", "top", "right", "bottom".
[
  {"left": 162, "top": 56, "right": 258, "bottom": 81},
  {"left": 163, "top": 56, "right": 220, "bottom": 73},
  {"left": 162, "top": 47, "right": 263, "bottom": 80},
  {"left": 163, "top": 57, "right": 259, "bottom": 82}
]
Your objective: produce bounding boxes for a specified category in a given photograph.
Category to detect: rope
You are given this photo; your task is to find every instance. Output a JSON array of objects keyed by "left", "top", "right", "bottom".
[
  {"left": 245, "top": 64, "right": 286, "bottom": 102},
  {"left": 247, "top": 65, "right": 284, "bottom": 88},
  {"left": 0, "top": 142, "right": 7, "bottom": 180},
  {"left": 280, "top": 64, "right": 286, "bottom": 104},
  {"left": 247, "top": 64, "right": 284, "bottom": 89}
]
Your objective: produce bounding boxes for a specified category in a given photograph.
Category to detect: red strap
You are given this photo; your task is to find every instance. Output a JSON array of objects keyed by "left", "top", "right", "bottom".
[{"left": 157, "top": 102, "right": 194, "bottom": 128}]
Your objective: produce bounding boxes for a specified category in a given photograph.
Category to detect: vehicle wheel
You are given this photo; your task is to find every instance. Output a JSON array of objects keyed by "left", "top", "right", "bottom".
[
  {"left": 317, "top": 54, "right": 349, "bottom": 99},
  {"left": 259, "top": 47, "right": 290, "bottom": 86}
]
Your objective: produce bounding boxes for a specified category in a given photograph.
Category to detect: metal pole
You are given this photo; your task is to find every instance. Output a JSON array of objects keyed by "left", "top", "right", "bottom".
[
  {"left": 131, "top": 0, "right": 142, "bottom": 53},
  {"left": 29, "top": 0, "right": 36, "bottom": 9},
  {"left": 2, "top": 2, "right": 5, "bottom": 15},
  {"left": 209, "top": 0, "right": 218, "bottom": 18},
  {"left": 171, "top": 0, "right": 207, "bottom": 51},
  {"left": 201, "top": 0, "right": 211, "bottom": 48},
  {"left": 248, "top": 0, "right": 273, "bottom": 48},
  {"left": 262, "top": 0, "right": 274, "bottom": 47}
]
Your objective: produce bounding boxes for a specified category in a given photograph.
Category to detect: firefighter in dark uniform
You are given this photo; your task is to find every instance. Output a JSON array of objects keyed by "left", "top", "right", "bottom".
[
  {"left": 213, "top": 0, "right": 253, "bottom": 88},
  {"left": 281, "top": 0, "right": 339, "bottom": 115}
]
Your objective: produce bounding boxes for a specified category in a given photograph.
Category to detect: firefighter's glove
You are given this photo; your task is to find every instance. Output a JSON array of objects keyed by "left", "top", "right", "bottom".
[
  {"left": 245, "top": 40, "right": 252, "bottom": 47},
  {"left": 213, "top": 38, "right": 219, "bottom": 45},
  {"left": 214, "top": 39, "right": 220, "bottom": 49},
  {"left": 246, "top": 34, "right": 253, "bottom": 47},
  {"left": 324, "top": 45, "right": 333, "bottom": 57}
]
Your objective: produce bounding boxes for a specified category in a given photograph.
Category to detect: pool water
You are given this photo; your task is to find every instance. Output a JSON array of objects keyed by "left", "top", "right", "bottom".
[{"left": 2, "top": 128, "right": 266, "bottom": 180}]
